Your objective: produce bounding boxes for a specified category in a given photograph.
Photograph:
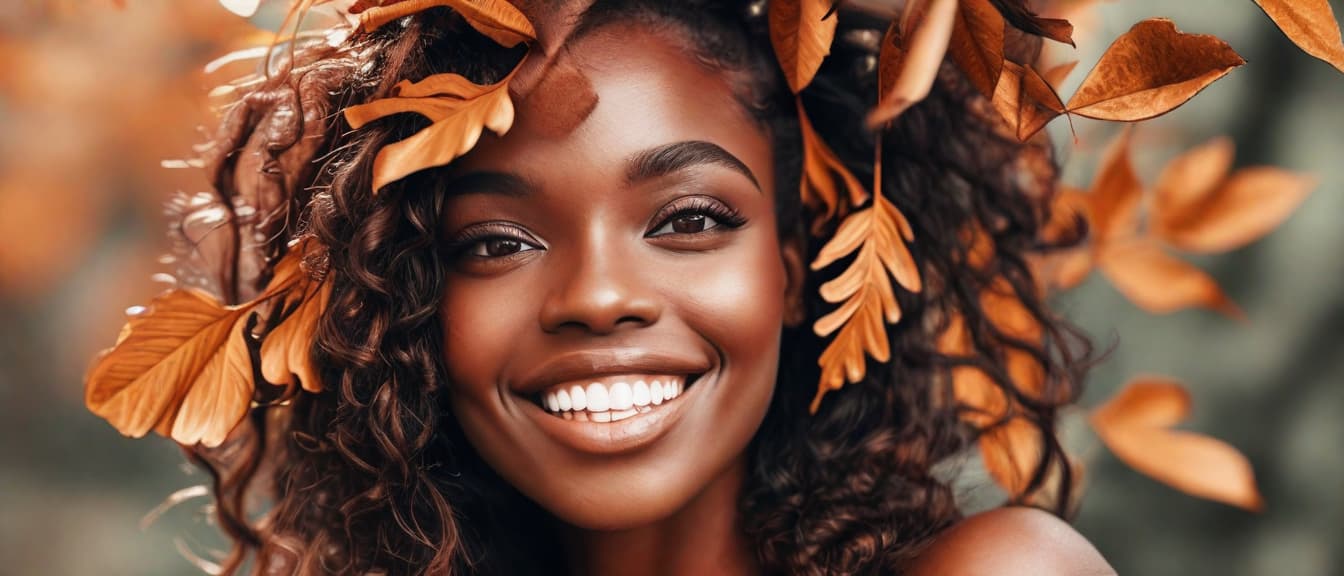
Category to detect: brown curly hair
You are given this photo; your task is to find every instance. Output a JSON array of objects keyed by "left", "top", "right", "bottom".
[{"left": 188, "top": 1, "right": 1093, "bottom": 574}]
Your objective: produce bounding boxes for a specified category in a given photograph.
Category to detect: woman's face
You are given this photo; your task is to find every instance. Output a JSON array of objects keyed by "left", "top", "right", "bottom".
[{"left": 439, "top": 25, "right": 795, "bottom": 530}]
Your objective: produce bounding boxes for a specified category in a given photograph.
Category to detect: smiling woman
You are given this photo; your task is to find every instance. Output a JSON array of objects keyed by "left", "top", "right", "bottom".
[{"left": 84, "top": 0, "right": 1148, "bottom": 574}]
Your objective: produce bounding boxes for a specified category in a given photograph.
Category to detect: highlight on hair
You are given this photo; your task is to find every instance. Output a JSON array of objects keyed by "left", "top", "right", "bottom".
[{"left": 186, "top": 2, "right": 1093, "bottom": 573}]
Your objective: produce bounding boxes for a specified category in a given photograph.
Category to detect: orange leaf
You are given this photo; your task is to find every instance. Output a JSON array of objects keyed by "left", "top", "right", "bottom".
[
  {"left": 981, "top": 417, "right": 1042, "bottom": 496},
  {"left": 799, "top": 99, "right": 869, "bottom": 230},
  {"left": 1091, "top": 378, "right": 1264, "bottom": 510},
  {"left": 868, "top": 0, "right": 958, "bottom": 126},
  {"left": 948, "top": 0, "right": 1006, "bottom": 100},
  {"left": 769, "top": 0, "right": 839, "bottom": 93},
  {"left": 260, "top": 271, "right": 332, "bottom": 394},
  {"left": 85, "top": 243, "right": 314, "bottom": 446},
  {"left": 1098, "top": 239, "right": 1241, "bottom": 317},
  {"left": 987, "top": 0, "right": 1075, "bottom": 46},
  {"left": 345, "top": 66, "right": 520, "bottom": 193},
  {"left": 357, "top": 0, "right": 537, "bottom": 47},
  {"left": 1088, "top": 128, "right": 1142, "bottom": 242},
  {"left": 1253, "top": 0, "right": 1344, "bottom": 74},
  {"left": 990, "top": 60, "right": 1065, "bottom": 141},
  {"left": 1152, "top": 136, "right": 1235, "bottom": 227},
  {"left": 1155, "top": 167, "right": 1315, "bottom": 254},
  {"left": 810, "top": 195, "right": 921, "bottom": 412},
  {"left": 1067, "top": 19, "right": 1245, "bottom": 121}
]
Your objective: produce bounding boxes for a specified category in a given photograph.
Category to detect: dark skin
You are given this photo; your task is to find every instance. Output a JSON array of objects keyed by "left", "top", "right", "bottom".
[{"left": 438, "top": 22, "right": 1113, "bottom": 576}]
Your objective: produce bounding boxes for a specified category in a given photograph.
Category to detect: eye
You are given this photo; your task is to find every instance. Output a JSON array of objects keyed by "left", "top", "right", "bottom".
[
  {"left": 468, "top": 236, "right": 540, "bottom": 258},
  {"left": 647, "top": 196, "right": 746, "bottom": 238}
]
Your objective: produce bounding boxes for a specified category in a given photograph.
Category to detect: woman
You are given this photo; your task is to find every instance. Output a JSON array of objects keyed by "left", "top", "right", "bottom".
[{"left": 89, "top": 0, "right": 1116, "bottom": 573}]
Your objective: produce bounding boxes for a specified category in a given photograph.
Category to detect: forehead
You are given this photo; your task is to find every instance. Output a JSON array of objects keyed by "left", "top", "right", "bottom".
[{"left": 454, "top": 24, "right": 772, "bottom": 190}]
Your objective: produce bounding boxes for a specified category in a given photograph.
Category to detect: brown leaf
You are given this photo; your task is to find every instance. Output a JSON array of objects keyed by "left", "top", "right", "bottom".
[
  {"left": 345, "top": 67, "right": 520, "bottom": 193},
  {"left": 799, "top": 99, "right": 869, "bottom": 230},
  {"left": 1099, "top": 239, "right": 1242, "bottom": 317},
  {"left": 1088, "top": 128, "right": 1142, "bottom": 241},
  {"left": 769, "top": 0, "right": 839, "bottom": 93},
  {"left": 1155, "top": 167, "right": 1315, "bottom": 254},
  {"left": 868, "top": 0, "right": 958, "bottom": 126},
  {"left": 948, "top": 0, "right": 1006, "bottom": 100},
  {"left": 981, "top": 417, "right": 1042, "bottom": 496},
  {"left": 810, "top": 194, "right": 921, "bottom": 412},
  {"left": 1067, "top": 19, "right": 1245, "bottom": 121},
  {"left": 1091, "top": 378, "right": 1264, "bottom": 510},
  {"left": 260, "top": 254, "right": 332, "bottom": 394},
  {"left": 357, "top": 0, "right": 537, "bottom": 46},
  {"left": 990, "top": 60, "right": 1065, "bottom": 141},
  {"left": 85, "top": 243, "right": 313, "bottom": 446},
  {"left": 988, "top": 0, "right": 1075, "bottom": 46},
  {"left": 1152, "top": 136, "right": 1235, "bottom": 226},
  {"left": 1253, "top": 0, "right": 1344, "bottom": 74}
]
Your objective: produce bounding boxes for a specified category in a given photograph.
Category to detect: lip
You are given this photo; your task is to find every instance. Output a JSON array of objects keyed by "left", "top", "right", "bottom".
[
  {"left": 512, "top": 348, "right": 712, "bottom": 396},
  {"left": 518, "top": 369, "right": 713, "bottom": 455}
]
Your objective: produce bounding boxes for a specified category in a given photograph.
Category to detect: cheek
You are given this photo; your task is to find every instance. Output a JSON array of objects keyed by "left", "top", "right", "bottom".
[{"left": 439, "top": 277, "right": 533, "bottom": 400}]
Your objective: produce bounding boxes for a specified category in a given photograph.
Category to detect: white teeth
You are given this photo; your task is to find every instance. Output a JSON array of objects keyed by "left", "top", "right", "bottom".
[
  {"left": 610, "top": 381, "right": 633, "bottom": 411},
  {"left": 586, "top": 382, "right": 610, "bottom": 412},
  {"left": 545, "top": 392, "right": 560, "bottom": 412},
  {"left": 632, "top": 381, "right": 650, "bottom": 406},
  {"left": 570, "top": 385, "right": 587, "bottom": 410},
  {"left": 537, "top": 375, "right": 695, "bottom": 417},
  {"left": 650, "top": 380, "right": 664, "bottom": 405}
]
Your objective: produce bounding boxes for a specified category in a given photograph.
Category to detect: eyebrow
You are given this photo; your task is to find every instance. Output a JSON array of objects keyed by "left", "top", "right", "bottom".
[
  {"left": 444, "top": 140, "right": 761, "bottom": 197},
  {"left": 626, "top": 140, "right": 761, "bottom": 192}
]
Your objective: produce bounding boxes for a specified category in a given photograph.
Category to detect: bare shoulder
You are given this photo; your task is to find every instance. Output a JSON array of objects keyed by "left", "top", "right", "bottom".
[{"left": 905, "top": 507, "right": 1116, "bottom": 576}]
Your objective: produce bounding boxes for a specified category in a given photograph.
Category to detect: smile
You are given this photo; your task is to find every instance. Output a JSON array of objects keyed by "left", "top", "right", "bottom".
[{"left": 535, "top": 374, "right": 689, "bottom": 422}]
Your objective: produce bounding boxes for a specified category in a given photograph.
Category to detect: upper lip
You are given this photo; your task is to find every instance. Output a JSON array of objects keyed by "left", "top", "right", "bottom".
[{"left": 512, "top": 348, "right": 713, "bottom": 396}]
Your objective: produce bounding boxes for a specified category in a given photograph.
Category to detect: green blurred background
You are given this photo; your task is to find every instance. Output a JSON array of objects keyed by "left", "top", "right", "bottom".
[{"left": 1, "top": 0, "right": 1340, "bottom": 574}]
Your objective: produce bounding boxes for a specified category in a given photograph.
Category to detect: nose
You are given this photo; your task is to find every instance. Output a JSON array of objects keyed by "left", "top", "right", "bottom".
[{"left": 538, "top": 232, "right": 661, "bottom": 335}]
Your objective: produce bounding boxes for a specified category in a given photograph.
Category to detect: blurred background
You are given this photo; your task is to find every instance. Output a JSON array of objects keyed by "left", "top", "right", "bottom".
[{"left": 1, "top": 0, "right": 1340, "bottom": 574}]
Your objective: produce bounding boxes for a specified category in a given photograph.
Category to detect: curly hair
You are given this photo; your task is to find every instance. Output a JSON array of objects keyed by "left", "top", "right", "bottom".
[{"left": 187, "top": 1, "right": 1093, "bottom": 574}]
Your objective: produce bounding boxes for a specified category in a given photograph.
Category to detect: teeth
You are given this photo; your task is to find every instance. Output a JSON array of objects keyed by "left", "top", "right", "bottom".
[
  {"left": 610, "top": 381, "right": 633, "bottom": 411},
  {"left": 632, "top": 381, "right": 650, "bottom": 406},
  {"left": 535, "top": 375, "right": 694, "bottom": 419}
]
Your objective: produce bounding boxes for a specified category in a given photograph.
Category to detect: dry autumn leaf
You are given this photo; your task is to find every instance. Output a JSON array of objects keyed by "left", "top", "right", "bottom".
[
  {"left": 356, "top": 0, "right": 537, "bottom": 46},
  {"left": 1151, "top": 138, "right": 1316, "bottom": 254},
  {"left": 868, "top": 0, "right": 958, "bottom": 127},
  {"left": 1067, "top": 19, "right": 1245, "bottom": 121},
  {"left": 948, "top": 0, "right": 1006, "bottom": 101},
  {"left": 799, "top": 99, "right": 869, "bottom": 231},
  {"left": 769, "top": 0, "right": 839, "bottom": 93},
  {"left": 1253, "top": 0, "right": 1344, "bottom": 74},
  {"left": 85, "top": 241, "right": 320, "bottom": 447},
  {"left": 345, "top": 66, "right": 521, "bottom": 193},
  {"left": 1099, "top": 238, "right": 1242, "bottom": 318},
  {"left": 987, "top": 0, "right": 1074, "bottom": 46},
  {"left": 260, "top": 252, "right": 332, "bottom": 394},
  {"left": 810, "top": 193, "right": 920, "bottom": 412},
  {"left": 990, "top": 60, "right": 1065, "bottom": 141},
  {"left": 1091, "top": 377, "right": 1264, "bottom": 511}
]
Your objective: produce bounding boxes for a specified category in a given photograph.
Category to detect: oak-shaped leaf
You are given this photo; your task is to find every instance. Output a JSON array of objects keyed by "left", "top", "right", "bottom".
[
  {"left": 1067, "top": 19, "right": 1245, "bottom": 121},
  {"left": 1151, "top": 137, "right": 1315, "bottom": 254},
  {"left": 769, "top": 0, "right": 839, "bottom": 93},
  {"left": 868, "top": 0, "right": 958, "bottom": 127},
  {"left": 356, "top": 0, "right": 537, "bottom": 46},
  {"left": 345, "top": 67, "right": 519, "bottom": 193},
  {"left": 260, "top": 260, "right": 332, "bottom": 394},
  {"left": 810, "top": 194, "right": 920, "bottom": 412},
  {"left": 1091, "top": 377, "right": 1264, "bottom": 511},
  {"left": 1253, "top": 0, "right": 1344, "bottom": 74}
]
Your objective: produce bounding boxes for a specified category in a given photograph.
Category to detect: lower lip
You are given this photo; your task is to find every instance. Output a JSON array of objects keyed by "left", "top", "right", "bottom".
[{"left": 518, "top": 374, "right": 709, "bottom": 456}]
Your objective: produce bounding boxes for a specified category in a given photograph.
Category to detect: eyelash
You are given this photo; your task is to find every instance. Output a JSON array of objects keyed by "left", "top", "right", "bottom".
[{"left": 445, "top": 196, "right": 747, "bottom": 261}]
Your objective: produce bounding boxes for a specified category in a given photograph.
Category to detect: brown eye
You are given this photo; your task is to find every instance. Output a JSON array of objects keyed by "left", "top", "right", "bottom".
[
  {"left": 671, "top": 214, "right": 707, "bottom": 234},
  {"left": 470, "top": 237, "right": 538, "bottom": 258}
]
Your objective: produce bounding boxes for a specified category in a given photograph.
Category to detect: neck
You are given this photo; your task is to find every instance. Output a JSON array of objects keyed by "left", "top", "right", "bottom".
[{"left": 560, "top": 458, "right": 758, "bottom": 576}]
